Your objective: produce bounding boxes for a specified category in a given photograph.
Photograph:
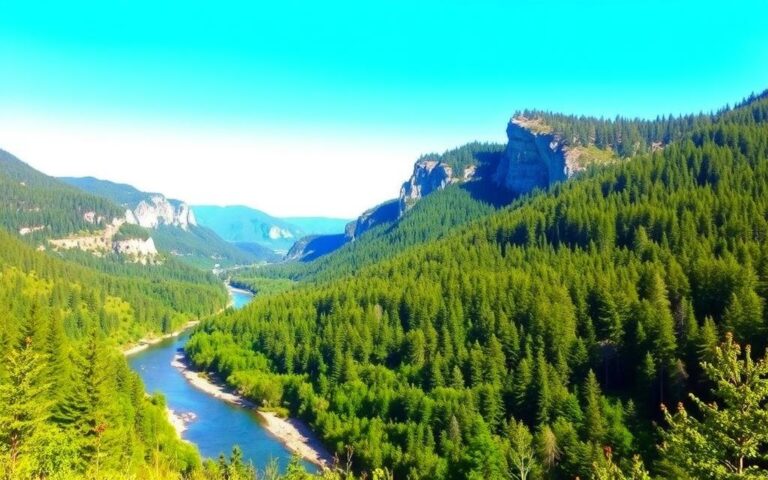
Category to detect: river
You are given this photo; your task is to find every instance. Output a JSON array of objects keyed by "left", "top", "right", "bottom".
[{"left": 128, "top": 287, "right": 312, "bottom": 472}]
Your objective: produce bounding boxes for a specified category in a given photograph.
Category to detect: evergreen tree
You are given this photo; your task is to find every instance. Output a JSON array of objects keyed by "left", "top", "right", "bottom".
[{"left": 659, "top": 334, "right": 768, "bottom": 477}]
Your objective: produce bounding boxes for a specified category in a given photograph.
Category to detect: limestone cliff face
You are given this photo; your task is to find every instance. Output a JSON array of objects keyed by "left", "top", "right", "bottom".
[
  {"left": 126, "top": 195, "right": 197, "bottom": 230},
  {"left": 48, "top": 218, "right": 159, "bottom": 263},
  {"left": 113, "top": 237, "right": 158, "bottom": 264},
  {"left": 267, "top": 225, "right": 294, "bottom": 240},
  {"left": 493, "top": 117, "right": 582, "bottom": 195},
  {"left": 399, "top": 160, "right": 460, "bottom": 215}
]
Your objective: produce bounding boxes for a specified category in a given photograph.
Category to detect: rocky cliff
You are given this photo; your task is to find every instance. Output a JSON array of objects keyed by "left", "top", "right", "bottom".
[
  {"left": 493, "top": 117, "right": 585, "bottom": 195},
  {"left": 48, "top": 219, "right": 159, "bottom": 264},
  {"left": 290, "top": 117, "right": 601, "bottom": 262},
  {"left": 399, "top": 160, "right": 460, "bottom": 215},
  {"left": 344, "top": 200, "right": 400, "bottom": 241},
  {"left": 127, "top": 195, "right": 197, "bottom": 230}
]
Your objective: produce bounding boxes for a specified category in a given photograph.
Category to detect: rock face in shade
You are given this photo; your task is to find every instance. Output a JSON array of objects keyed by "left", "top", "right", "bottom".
[
  {"left": 344, "top": 200, "right": 400, "bottom": 241},
  {"left": 292, "top": 116, "right": 590, "bottom": 262},
  {"left": 493, "top": 117, "right": 582, "bottom": 195},
  {"left": 397, "top": 117, "right": 586, "bottom": 216}
]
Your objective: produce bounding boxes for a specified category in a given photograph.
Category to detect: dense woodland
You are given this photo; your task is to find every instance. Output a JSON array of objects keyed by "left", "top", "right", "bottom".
[
  {"left": 520, "top": 90, "right": 768, "bottom": 157},
  {"left": 4, "top": 92, "right": 768, "bottom": 479},
  {"left": 245, "top": 184, "right": 499, "bottom": 284},
  {"left": 186, "top": 94, "right": 768, "bottom": 478},
  {"left": 0, "top": 150, "right": 127, "bottom": 240},
  {"left": 0, "top": 157, "right": 373, "bottom": 479},
  {"left": 0, "top": 229, "right": 216, "bottom": 478}
]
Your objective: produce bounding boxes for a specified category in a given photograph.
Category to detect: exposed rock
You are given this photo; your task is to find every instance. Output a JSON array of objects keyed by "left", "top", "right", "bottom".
[
  {"left": 267, "top": 225, "right": 293, "bottom": 240},
  {"left": 132, "top": 195, "right": 196, "bottom": 231},
  {"left": 286, "top": 234, "right": 346, "bottom": 262},
  {"left": 399, "top": 160, "right": 457, "bottom": 215},
  {"left": 114, "top": 237, "right": 158, "bottom": 264},
  {"left": 48, "top": 219, "right": 159, "bottom": 264},
  {"left": 345, "top": 200, "right": 399, "bottom": 241},
  {"left": 19, "top": 225, "right": 46, "bottom": 236},
  {"left": 493, "top": 117, "right": 583, "bottom": 195},
  {"left": 125, "top": 209, "right": 139, "bottom": 225}
]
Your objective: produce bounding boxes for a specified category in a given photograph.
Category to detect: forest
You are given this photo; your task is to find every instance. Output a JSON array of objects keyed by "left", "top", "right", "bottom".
[
  {"left": 184, "top": 93, "right": 768, "bottom": 478},
  {"left": 3, "top": 91, "right": 768, "bottom": 479},
  {"left": 0, "top": 150, "right": 126, "bottom": 240}
]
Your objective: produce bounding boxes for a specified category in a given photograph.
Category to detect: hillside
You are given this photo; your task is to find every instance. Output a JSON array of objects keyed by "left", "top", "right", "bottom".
[
  {"left": 188, "top": 92, "right": 768, "bottom": 479},
  {"left": 248, "top": 91, "right": 763, "bottom": 282},
  {"left": 0, "top": 239, "right": 201, "bottom": 478},
  {"left": 60, "top": 176, "right": 276, "bottom": 267},
  {"left": 0, "top": 150, "right": 126, "bottom": 240}
]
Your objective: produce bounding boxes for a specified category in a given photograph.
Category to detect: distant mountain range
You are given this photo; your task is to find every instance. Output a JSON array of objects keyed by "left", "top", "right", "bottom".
[
  {"left": 191, "top": 205, "right": 350, "bottom": 254},
  {"left": 59, "top": 176, "right": 279, "bottom": 267}
]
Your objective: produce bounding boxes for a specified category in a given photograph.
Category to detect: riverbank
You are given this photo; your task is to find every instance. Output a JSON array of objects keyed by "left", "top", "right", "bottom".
[
  {"left": 123, "top": 320, "right": 201, "bottom": 356},
  {"left": 171, "top": 352, "right": 332, "bottom": 469},
  {"left": 167, "top": 408, "right": 187, "bottom": 435}
]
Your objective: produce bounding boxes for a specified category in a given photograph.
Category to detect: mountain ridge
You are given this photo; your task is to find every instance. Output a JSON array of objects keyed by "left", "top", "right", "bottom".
[{"left": 60, "top": 176, "right": 276, "bottom": 267}]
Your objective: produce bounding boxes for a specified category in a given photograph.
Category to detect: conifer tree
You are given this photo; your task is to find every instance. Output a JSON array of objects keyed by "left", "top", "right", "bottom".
[{"left": 659, "top": 333, "right": 768, "bottom": 477}]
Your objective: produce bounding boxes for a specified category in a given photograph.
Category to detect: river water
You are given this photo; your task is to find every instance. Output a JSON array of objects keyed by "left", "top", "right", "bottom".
[{"left": 128, "top": 288, "right": 310, "bottom": 471}]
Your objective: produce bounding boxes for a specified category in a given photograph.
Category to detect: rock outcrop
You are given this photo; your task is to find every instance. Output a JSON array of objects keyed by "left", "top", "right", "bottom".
[
  {"left": 399, "top": 160, "right": 459, "bottom": 215},
  {"left": 113, "top": 237, "right": 158, "bottom": 264},
  {"left": 48, "top": 219, "right": 159, "bottom": 264},
  {"left": 287, "top": 117, "right": 597, "bottom": 263},
  {"left": 267, "top": 225, "right": 294, "bottom": 240},
  {"left": 286, "top": 234, "right": 347, "bottom": 262},
  {"left": 127, "top": 195, "right": 197, "bottom": 230},
  {"left": 493, "top": 117, "right": 583, "bottom": 195},
  {"left": 345, "top": 200, "right": 400, "bottom": 241}
]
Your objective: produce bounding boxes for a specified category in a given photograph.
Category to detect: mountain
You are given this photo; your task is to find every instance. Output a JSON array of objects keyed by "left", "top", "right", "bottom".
[
  {"left": 190, "top": 91, "right": 768, "bottom": 478},
  {"left": 281, "top": 217, "right": 351, "bottom": 235},
  {"left": 0, "top": 150, "right": 126, "bottom": 239},
  {"left": 259, "top": 142, "right": 509, "bottom": 270},
  {"left": 192, "top": 204, "right": 349, "bottom": 254},
  {"left": 273, "top": 101, "right": 720, "bottom": 267},
  {"left": 0, "top": 153, "right": 238, "bottom": 477},
  {"left": 0, "top": 150, "right": 165, "bottom": 263},
  {"left": 60, "top": 177, "right": 276, "bottom": 267}
]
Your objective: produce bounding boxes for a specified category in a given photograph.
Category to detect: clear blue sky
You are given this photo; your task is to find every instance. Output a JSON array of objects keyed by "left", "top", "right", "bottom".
[{"left": 1, "top": 1, "right": 766, "bottom": 217}]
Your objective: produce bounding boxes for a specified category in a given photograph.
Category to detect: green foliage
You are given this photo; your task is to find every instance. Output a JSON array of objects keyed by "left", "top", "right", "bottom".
[
  {"left": 249, "top": 182, "right": 502, "bottom": 283},
  {"left": 0, "top": 149, "right": 125, "bottom": 240},
  {"left": 112, "top": 222, "right": 151, "bottom": 241},
  {"left": 0, "top": 229, "right": 227, "bottom": 344},
  {"left": 186, "top": 93, "right": 768, "bottom": 478},
  {"left": 230, "top": 277, "right": 296, "bottom": 296},
  {"left": 518, "top": 89, "right": 768, "bottom": 157},
  {"left": 152, "top": 224, "right": 272, "bottom": 268},
  {"left": 0, "top": 267, "right": 203, "bottom": 479},
  {"left": 659, "top": 334, "right": 768, "bottom": 478}
]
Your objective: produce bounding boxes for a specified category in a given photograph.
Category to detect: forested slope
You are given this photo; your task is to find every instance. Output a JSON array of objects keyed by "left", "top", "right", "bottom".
[
  {"left": 0, "top": 230, "right": 206, "bottom": 478},
  {"left": 0, "top": 150, "right": 125, "bottom": 240},
  {"left": 242, "top": 184, "right": 499, "bottom": 284},
  {"left": 187, "top": 93, "right": 768, "bottom": 478}
]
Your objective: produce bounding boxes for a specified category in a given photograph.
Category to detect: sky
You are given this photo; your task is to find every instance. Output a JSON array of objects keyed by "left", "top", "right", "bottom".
[{"left": 1, "top": 1, "right": 767, "bottom": 218}]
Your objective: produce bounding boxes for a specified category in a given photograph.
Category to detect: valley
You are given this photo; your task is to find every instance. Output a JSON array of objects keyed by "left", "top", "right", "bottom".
[
  {"left": 3, "top": 91, "right": 768, "bottom": 479},
  {"left": 1, "top": 4, "right": 767, "bottom": 477}
]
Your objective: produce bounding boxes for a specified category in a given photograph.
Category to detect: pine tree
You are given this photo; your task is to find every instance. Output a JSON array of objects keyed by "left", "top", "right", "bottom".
[
  {"left": 583, "top": 370, "right": 606, "bottom": 444},
  {"left": 659, "top": 334, "right": 768, "bottom": 477},
  {"left": 0, "top": 337, "right": 51, "bottom": 478}
]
